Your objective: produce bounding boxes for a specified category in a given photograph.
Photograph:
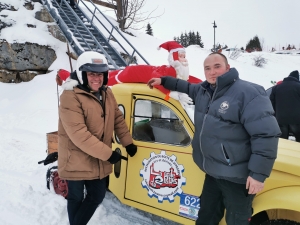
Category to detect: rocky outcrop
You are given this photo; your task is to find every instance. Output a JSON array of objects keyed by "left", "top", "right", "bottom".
[
  {"left": 0, "top": 17, "right": 14, "bottom": 31},
  {"left": 47, "top": 25, "right": 66, "bottom": 43},
  {"left": 0, "top": 0, "right": 65, "bottom": 83},
  {"left": 0, "top": 69, "right": 42, "bottom": 83},
  {"left": 0, "top": 3, "right": 16, "bottom": 12},
  {"left": 34, "top": 6, "right": 66, "bottom": 43},
  {"left": 35, "top": 7, "right": 54, "bottom": 23},
  {"left": 0, "top": 40, "right": 57, "bottom": 71},
  {"left": 24, "top": 1, "right": 34, "bottom": 10}
]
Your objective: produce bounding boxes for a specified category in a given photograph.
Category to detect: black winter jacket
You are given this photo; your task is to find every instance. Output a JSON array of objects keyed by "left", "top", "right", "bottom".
[
  {"left": 270, "top": 76, "right": 300, "bottom": 125},
  {"left": 162, "top": 68, "right": 281, "bottom": 183}
]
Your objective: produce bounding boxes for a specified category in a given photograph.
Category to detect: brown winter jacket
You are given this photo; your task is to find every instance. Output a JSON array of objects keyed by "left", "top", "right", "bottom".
[{"left": 58, "top": 86, "right": 133, "bottom": 180}]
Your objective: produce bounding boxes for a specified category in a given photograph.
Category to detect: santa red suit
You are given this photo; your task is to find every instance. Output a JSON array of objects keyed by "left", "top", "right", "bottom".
[
  {"left": 107, "top": 41, "right": 202, "bottom": 99},
  {"left": 57, "top": 65, "right": 201, "bottom": 97},
  {"left": 57, "top": 41, "right": 202, "bottom": 101},
  {"left": 107, "top": 64, "right": 201, "bottom": 97}
]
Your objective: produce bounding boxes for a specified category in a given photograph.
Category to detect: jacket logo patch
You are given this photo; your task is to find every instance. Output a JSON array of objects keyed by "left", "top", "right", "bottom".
[{"left": 219, "top": 101, "right": 229, "bottom": 114}]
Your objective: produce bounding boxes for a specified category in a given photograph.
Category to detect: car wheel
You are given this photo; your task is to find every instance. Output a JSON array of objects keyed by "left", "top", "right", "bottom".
[
  {"left": 250, "top": 210, "right": 269, "bottom": 225},
  {"left": 261, "top": 219, "right": 300, "bottom": 225}
]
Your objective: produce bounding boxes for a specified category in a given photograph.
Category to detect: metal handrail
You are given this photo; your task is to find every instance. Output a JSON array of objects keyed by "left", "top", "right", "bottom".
[
  {"left": 77, "top": 0, "right": 150, "bottom": 65},
  {"left": 43, "top": 0, "right": 120, "bottom": 68}
]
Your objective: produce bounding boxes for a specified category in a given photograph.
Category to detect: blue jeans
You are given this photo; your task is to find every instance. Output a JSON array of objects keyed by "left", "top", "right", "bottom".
[
  {"left": 196, "top": 174, "right": 255, "bottom": 225},
  {"left": 67, "top": 178, "right": 106, "bottom": 225}
]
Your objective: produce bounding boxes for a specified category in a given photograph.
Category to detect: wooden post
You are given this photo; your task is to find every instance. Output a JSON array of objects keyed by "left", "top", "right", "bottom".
[
  {"left": 67, "top": 43, "right": 73, "bottom": 72},
  {"left": 116, "top": 0, "right": 124, "bottom": 30}
]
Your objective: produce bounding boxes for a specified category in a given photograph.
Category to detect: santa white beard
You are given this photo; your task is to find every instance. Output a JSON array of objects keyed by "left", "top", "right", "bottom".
[{"left": 169, "top": 59, "right": 189, "bottom": 81}]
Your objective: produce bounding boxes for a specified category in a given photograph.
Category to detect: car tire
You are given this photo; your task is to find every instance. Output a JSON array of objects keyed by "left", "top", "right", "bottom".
[{"left": 250, "top": 211, "right": 269, "bottom": 225}]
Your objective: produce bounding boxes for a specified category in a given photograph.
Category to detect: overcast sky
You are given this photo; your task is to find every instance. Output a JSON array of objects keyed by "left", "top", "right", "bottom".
[{"left": 140, "top": 0, "right": 300, "bottom": 51}]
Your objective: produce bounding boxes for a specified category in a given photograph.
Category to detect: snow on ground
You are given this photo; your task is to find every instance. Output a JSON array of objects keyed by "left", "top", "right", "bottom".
[{"left": 0, "top": 0, "right": 299, "bottom": 224}]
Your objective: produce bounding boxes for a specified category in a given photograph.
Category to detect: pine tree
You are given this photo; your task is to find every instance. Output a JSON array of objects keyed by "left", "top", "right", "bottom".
[
  {"left": 191, "top": 31, "right": 196, "bottom": 44},
  {"left": 145, "top": 23, "right": 153, "bottom": 36},
  {"left": 188, "top": 31, "right": 196, "bottom": 46},
  {"left": 179, "top": 33, "right": 184, "bottom": 46},
  {"left": 175, "top": 31, "right": 204, "bottom": 48},
  {"left": 183, "top": 32, "right": 188, "bottom": 47},
  {"left": 246, "top": 35, "right": 262, "bottom": 52},
  {"left": 180, "top": 32, "right": 187, "bottom": 47},
  {"left": 253, "top": 36, "right": 262, "bottom": 50},
  {"left": 195, "top": 31, "right": 204, "bottom": 48}
]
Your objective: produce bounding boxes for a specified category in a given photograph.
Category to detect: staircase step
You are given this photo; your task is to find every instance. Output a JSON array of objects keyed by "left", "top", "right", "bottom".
[
  {"left": 78, "top": 39, "right": 96, "bottom": 44},
  {"left": 69, "top": 28, "right": 92, "bottom": 35},
  {"left": 74, "top": 33, "right": 94, "bottom": 39}
]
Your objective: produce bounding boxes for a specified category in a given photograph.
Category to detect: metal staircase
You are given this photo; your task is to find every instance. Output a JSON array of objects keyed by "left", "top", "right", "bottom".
[{"left": 42, "top": 0, "right": 149, "bottom": 70}]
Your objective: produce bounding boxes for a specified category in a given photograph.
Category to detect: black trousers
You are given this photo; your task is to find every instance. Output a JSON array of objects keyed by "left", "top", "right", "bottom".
[
  {"left": 67, "top": 178, "right": 106, "bottom": 225},
  {"left": 279, "top": 124, "right": 300, "bottom": 142},
  {"left": 196, "top": 174, "right": 255, "bottom": 225}
]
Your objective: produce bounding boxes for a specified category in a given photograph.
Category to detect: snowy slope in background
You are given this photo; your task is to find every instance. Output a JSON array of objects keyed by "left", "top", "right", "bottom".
[{"left": 0, "top": 0, "right": 299, "bottom": 224}]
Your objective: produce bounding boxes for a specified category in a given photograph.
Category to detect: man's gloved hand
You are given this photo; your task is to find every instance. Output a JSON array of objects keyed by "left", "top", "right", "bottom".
[
  {"left": 125, "top": 143, "right": 137, "bottom": 157},
  {"left": 107, "top": 151, "right": 122, "bottom": 164}
]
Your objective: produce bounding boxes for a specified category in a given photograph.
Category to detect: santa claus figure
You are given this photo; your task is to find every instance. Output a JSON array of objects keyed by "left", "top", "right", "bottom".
[
  {"left": 57, "top": 41, "right": 201, "bottom": 107},
  {"left": 161, "top": 40, "right": 189, "bottom": 80},
  {"left": 107, "top": 41, "right": 201, "bottom": 106}
]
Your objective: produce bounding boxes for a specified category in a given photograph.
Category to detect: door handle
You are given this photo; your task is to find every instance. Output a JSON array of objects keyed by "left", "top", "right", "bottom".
[
  {"left": 115, "top": 147, "right": 128, "bottom": 161},
  {"left": 121, "top": 155, "right": 128, "bottom": 161}
]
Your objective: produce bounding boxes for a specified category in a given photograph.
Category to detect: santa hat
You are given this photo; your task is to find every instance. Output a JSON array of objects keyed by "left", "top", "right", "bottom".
[
  {"left": 56, "top": 69, "right": 70, "bottom": 86},
  {"left": 158, "top": 41, "right": 185, "bottom": 62}
]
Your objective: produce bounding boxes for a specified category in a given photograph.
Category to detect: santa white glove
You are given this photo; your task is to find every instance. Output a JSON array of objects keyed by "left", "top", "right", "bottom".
[
  {"left": 169, "top": 91, "right": 180, "bottom": 100},
  {"left": 178, "top": 93, "right": 193, "bottom": 108},
  {"left": 169, "top": 91, "right": 193, "bottom": 108}
]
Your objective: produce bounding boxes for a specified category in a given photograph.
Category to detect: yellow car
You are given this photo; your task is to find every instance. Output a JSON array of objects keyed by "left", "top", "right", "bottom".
[{"left": 109, "top": 83, "right": 300, "bottom": 225}]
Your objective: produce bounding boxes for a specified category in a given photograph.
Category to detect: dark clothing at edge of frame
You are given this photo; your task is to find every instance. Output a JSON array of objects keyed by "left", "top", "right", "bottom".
[{"left": 270, "top": 76, "right": 300, "bottom": 125}]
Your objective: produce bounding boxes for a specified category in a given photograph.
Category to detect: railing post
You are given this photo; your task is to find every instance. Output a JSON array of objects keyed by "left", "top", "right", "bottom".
[
  {"left": 107, "top": 27, "right": 115, "bottom": 43},
  {"left": 91, "top": 7, "right": 96, "bottom": 24}
]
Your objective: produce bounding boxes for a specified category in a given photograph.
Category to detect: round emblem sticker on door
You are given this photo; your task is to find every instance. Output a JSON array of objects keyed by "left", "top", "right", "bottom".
[{"left": 140, "top": 151, "right": 186, "bottom": 203}]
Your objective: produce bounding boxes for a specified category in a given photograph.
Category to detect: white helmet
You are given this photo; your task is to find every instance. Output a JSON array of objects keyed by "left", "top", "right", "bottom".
[{"left": 76, "top": 51, "right": 109, "bottom": 86}]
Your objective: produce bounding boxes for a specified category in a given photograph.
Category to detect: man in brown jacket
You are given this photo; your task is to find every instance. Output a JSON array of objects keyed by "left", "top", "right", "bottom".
[{"left": 58, "top": 51, "right": 137, "bottom": 225}]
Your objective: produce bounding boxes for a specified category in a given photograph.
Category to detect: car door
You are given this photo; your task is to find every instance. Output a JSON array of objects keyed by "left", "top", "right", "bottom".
[{"left": 124, "top": 94, "right": 205, "bottom": 221}]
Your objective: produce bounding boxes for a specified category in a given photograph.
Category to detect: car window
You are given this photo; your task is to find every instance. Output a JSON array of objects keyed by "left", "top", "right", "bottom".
[
  {"left": 133, "top": 99, "right": 191, "bottom": 146},
  {"left": 115, "top": 105, "right": 125, "bottom": 144}
]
